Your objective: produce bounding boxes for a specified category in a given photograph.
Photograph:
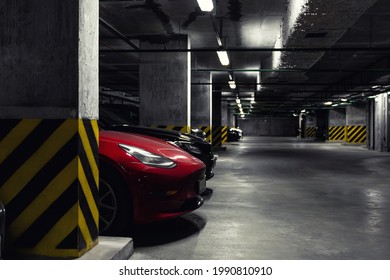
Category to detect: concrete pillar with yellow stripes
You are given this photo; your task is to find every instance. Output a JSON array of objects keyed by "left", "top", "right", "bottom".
[
  {"left": 346, "top": 105, "right": 367, "bottom": 145},
  {"left": 0, "top": 0, "right": 99, "bottom": 258},
  {"left": 191, "top": 72, "right": 212, "bottom": 143}
]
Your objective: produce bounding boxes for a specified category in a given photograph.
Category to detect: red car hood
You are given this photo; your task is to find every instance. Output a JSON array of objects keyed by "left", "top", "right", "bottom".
[{"left": 99, "top": 130, "right": 205, "bottom": 165}]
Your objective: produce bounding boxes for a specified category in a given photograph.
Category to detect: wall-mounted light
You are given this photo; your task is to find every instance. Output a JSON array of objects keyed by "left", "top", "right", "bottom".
[
  {"left": 197, "top": 0, "right": 214, "bottom": 12},
  {"left": 217, "top": 49, "right": 230, "bottom": 66}
]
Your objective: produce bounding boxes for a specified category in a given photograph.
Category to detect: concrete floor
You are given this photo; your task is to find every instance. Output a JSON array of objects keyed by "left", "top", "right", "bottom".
[{"left": 129, "top": 136, "right": 390, "bottom": 260}]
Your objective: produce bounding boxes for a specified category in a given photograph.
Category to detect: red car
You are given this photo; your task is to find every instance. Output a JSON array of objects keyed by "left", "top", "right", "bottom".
[{"left": 98, "top": 130, "right": 206, "bottom": 235}]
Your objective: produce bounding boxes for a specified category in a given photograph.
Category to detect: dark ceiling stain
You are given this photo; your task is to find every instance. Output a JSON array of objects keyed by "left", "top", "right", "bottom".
[
  {"left": 181, "top": 7, "right": 206, "bottom": 29},
  {"left": 227, "top": 0, "right": 243, "bottom": 22},
  {"left": 126, "top": 0, "right": 174, "bottom": 34}
]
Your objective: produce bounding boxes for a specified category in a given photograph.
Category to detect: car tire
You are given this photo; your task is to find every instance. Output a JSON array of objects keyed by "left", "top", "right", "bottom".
[{"left": 99, "top": 167, "right": 133, "bottom": 236}]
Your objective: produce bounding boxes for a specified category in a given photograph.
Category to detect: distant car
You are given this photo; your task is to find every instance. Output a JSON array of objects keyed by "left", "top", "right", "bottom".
[
  {"left": 99, "top": 130, "right": 206, "bottom": 235},
  {"left": 228, "top": 127, "right": 243, "bottom": 142},
  {"left": 99, "top": 106, "right": 217, "bottom": 180},
  {"left": 0, "top": 201, "right": 5, "bottom": 259}
]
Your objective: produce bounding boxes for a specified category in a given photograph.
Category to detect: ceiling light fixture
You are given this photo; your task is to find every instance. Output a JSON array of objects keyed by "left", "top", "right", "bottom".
[
  {"left": 217, "top": 49, "right": 230, "bottom": 66},
  {"left": 197, "top": 0, "right": 214, "bottom": 12},
  {"left": 229, "top": 80, "right": 236, "bottom": 89},
  {"left": 324, "top": 101, "right": 333, "bottom": 106},
  {"left": 341, "top": 98, "right": 348, "bottom": 102}
]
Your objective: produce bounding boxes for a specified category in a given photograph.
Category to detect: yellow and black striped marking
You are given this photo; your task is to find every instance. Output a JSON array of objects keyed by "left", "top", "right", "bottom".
[
  {"left": 306, "top": 127, "right": 316, "bottom": 138},
  {"left": 211, "top": 126, "right": 226, "bottom": 148},
  {"left": 150, "top": 125, "right": 190, "bottom": 134},
  {"left": 198, "top": 126, "right": 212, "bottom": 143},
  {"left": 347, "top": 125, "right": 366, "bottom": 144},
  {"left": 0, "top": 119, "right": 99, "bottom": 258},
  {"left": 221, "top": 126, "right": 228, "bottom": 143},
  {"left": 328, "top": 126, "right": 346, "bottom": 141}
]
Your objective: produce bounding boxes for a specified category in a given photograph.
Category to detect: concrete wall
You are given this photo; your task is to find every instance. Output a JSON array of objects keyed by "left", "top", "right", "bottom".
[
  {"left": 346, "top": 104, "right": 366, "bottom": 125},
  {"left": 238, "top": 117, "right": 299, "bottom": 136},
  {"left": 329, "top": 108, "right": 346, "bottom": 126},
  {"left": 306, "top": 113, "right": 316, "bottom": 127}
]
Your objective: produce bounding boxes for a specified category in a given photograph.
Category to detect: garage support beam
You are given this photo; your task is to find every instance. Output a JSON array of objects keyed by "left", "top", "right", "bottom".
[
  {"left": 0, "top": 0, "right": 99, "bottom": 259},
  {"left": 139, "top": 35, "right": 191, "bottom": 132},
  {"left": 191, "top": 72, "right": 212, "bottom": 142}
]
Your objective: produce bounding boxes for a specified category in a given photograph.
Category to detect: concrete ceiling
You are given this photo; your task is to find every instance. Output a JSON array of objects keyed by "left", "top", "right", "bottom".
[{"left": 99, "top": 0, "right": 390, "bottom": 117}]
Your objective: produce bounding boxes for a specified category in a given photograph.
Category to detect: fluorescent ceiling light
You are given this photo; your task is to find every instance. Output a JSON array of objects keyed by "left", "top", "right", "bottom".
[
  {"left": 341, "top": 98, "right": 348, "bottom": 102},
  {"left": 228, "top": 80, "right": 236, "bottom": 89},
  {"left": 217, "top": 50, "right": 230, "bottom": 66},
  {"left": 324, "top": 101, "right": 333, "bottom": 105},
  {"left": 197, "top": 0, "right": 214, "bottom": 12}
]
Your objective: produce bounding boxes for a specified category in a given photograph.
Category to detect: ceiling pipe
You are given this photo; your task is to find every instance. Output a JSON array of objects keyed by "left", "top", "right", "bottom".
[
  {"left": 191, "top": 68, "right": 390, "bottom": 73},
  {"left": 99, "top": 17, "right": 139, "bottom": 50},
  {"left": 99, "top": 47, "right": 390, "bottom": 53}
]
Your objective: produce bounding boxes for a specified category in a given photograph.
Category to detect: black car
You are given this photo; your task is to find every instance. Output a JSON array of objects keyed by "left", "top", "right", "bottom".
[
  {"left": 0, "top": 201, "right": 5, "bottom": 259},
  {"left": 99, "top": 106, "right": 217, "bottom": 180},
  {"left": 228, "top": 127, "right": 243, "bottom": 142}
]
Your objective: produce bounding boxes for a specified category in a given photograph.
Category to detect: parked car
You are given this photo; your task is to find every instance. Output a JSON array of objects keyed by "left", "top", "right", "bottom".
[
  {"left": 0, "top": 201, "right": 5, "bottom": 259},
  {"left": 99, "top": 130, "right": 206, "bottom": 235},
  {"left": 228, "top": 127, "right": 243, "bottom": 142},
  {"left": 190, "top": 128, "right": 206, "bottom": 140},
  {"left": 99, "top": 106, "right": 217, "bottom": 180}
]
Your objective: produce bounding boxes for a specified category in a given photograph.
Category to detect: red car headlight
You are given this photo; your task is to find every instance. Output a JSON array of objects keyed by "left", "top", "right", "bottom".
[{"left": 118, "top": 144, "right": 177, "bottom": 169}]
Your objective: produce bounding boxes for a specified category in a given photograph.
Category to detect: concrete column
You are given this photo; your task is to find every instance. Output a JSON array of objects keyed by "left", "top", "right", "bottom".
[
  {"left": 191, "top": 72, "right": 212, "bottom": 140},
  {"left": 227, "top": 107, "right": 235, "bottom": 127},
  {"left": 221, "top": 101, "right": 228, "bottom": 126},
  {"left": 0, "top": 0, "right": 99, "bottom": 258},
  {"left": 211, "top": 89, "right": 225, "bottom": 147},
  {"left": 372, "top": 93, "right": 389, "bottom": 151},
  {"left": 346, "top": 104, "right": 367, "bottom": 145},
  {"left": 139, "top": 35, "right": 191, "bottom": 132},
  {"left": 328, "top": 109, "right": 346, "bottom": 142},
  {"left": 305, "top": 113, "right": 317, "bottom": 138}
]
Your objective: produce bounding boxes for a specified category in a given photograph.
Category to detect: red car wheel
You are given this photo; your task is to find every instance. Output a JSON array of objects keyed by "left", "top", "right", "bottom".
[{"left": 99, "top": 167, "right": 133, "bottom": 236}]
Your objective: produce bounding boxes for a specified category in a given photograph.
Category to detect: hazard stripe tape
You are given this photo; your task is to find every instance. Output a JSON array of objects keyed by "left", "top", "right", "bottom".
[
  {"left": 221, "top": 126, "right": 228, "bottom": 143},
  {"left": 306, "top": 127, "right": 316, "bottom": 138},
  {"left": 211, "top": 126, "right": 223, "bottom": 147},
  {"left": 0, "top": 119, "right": 99, "bottom": 258},
  {"left": 347, "top": 125, "right": 366, "bottom": 143},
  {"left": 328, "top": 126, "right": 346, "bottom": 141}
]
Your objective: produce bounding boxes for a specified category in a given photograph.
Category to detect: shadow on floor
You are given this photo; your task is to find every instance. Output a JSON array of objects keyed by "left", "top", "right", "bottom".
[{"left": 132, "top": 213, "right": 206, "bottom": 248}]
